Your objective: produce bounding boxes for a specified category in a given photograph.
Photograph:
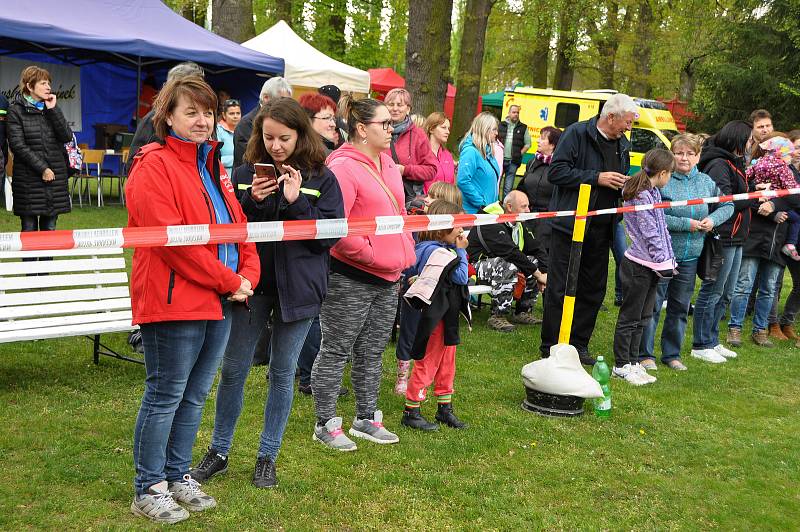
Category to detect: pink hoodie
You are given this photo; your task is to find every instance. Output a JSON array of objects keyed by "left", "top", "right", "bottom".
[{"left": 326, "top": 143, "right": 416, "bottom": 281}]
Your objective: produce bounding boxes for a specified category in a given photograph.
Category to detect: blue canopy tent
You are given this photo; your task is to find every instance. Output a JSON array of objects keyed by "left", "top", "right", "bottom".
[{"left": 0, "top": 0, "right": 284, "bottom": 146}]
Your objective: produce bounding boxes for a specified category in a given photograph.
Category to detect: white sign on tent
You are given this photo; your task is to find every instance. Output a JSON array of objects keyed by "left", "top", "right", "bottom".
[{"left": 0, "top": 56, "right": 82, "bottom": 131}]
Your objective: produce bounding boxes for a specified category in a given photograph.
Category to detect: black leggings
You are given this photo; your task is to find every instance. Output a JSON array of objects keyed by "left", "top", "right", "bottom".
[{"left": 20, "top": 215, "right": 58, "bottom": 232}]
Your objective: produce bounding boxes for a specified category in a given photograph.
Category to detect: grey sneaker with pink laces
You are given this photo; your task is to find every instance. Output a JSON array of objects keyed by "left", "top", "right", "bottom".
[
  {"left": 349, "top": 410, "right": 400, "bottom": 444},
  {"left": 313, "top": 416, "right": 357, "bottom": 452}
]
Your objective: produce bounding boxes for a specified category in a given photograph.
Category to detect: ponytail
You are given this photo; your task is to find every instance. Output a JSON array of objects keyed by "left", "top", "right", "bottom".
[{"left": 340, "top": 95, "right": 385, "bottom": 139}]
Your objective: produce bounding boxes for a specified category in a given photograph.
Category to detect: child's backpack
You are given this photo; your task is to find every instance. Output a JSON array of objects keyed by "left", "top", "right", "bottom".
[{"left": 65, "top": 133, "right": 83, "bottom": 175}]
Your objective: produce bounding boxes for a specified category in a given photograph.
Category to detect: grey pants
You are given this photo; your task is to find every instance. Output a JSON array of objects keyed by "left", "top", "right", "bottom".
[{"left": 312, "top": 273, "right": 398, "bottom": 422}]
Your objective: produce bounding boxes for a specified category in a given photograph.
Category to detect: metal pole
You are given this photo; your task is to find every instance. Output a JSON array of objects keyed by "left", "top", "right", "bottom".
[
  {"left": 558, "top": 183, "right": 592, "bottom": 344},
  {"left": 135, "top": 56, "right": 142, "bottom": 127}
]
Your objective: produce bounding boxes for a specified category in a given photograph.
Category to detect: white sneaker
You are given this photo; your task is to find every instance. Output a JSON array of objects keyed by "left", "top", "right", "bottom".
[
  {"left": 611, "top": 364, "right": 648, "bottom": 385},
  {"left": 130, "top": 480, "right": 190, "bottom": 524},
  {"left": 632, "top": 363, "right": 657, "bottom": 383},
  {"left": 713, "top": 344, "right": 738, "bottom": 359},
  {"left": 691, "top": 348, "right": 726, "bottom": 364},
  {"left": 168, "top": 474, "right": 217, "bottom": 512}
]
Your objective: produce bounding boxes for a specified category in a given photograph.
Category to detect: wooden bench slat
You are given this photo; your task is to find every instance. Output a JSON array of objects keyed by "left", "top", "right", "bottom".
[
  {"left": 0, "top": 257, "right": 126, "bottom": 276},
  {"left": 0, "top": 320, "right": 136, "bottom": 343},
  {"left": 0, "top": 272, "right": 129, "bottom": 291},
  {"left": 0, "top": 286, "right": 130, "bottom": 307},
  {"left": 0, "top": 248, "right": 123, "bottom": 259},
  {"left": 0, "top": 298, "right": 132, "bottom": 320},
  {"left": 0, "top": 310, "right": 132, "bottom": 332}
]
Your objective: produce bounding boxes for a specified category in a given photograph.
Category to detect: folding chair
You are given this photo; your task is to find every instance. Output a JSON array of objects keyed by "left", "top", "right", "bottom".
[{"left": 71, "top": 149, "right": 104, "bottom": 207}]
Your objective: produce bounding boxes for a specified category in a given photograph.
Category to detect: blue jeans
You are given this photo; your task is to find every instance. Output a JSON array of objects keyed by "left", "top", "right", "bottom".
[
  {"left": 296, "top": 317, "right": 321, "bottom": 387},
  {"left": 502, "top": 159, "right": 519, "bottom": 199},
  {"left": 729, "top": 257, "right": 782, "bottom": 332},
  {"left": 640, "top": 259, "right": 698, "bottom": 363},
  {"left": 612, "top": 221, "right": 627, "bottom": 302},
  {"left": 211, "top": 295, "right": 312, "bottom": 460},
  {"left": 133, "top": 301, "right": 232, "bottom": 495},
  {"left": 693, "top": 245, "right": 743, "bottom": 349}
]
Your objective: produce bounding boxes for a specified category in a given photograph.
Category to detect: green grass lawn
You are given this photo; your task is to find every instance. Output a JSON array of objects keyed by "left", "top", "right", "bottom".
[{"left": 0, "top": 206, "right": 798, "bottom": 530}]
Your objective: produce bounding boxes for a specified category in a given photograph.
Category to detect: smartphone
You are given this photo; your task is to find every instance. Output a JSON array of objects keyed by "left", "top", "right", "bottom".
[{"left": 254, "top": 163, "right": 278, "bottom": 183}]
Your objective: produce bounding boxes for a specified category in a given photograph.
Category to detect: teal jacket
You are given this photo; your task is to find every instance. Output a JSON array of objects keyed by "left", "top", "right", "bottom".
[
  {"left": 457, "top": 134, "right": 500, "bottom": 214},
  {"left": 659, "top": 166, "right": 734, "bottom": 262}
]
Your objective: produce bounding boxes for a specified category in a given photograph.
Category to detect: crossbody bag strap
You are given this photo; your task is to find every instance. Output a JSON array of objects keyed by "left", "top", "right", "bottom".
[{"left": 357, "top": 161, "right": 401, "bottom": 214}]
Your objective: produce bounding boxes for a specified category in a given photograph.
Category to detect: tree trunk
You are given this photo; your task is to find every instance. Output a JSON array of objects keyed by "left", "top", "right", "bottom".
[
  {"left": 679, "top": 60, "right": 696, "bottom": 101},
  {"left": 596, "top": 40, "right": 618, "bottom": 89},
  {"left": 450, "top": 0, "right": 498, "bottom": 152},
  {"left": 212, "top": 0, "right": 255, "bottom": 42},
  {"left": 630, "top": 0, "right": 654, "bottom": 97},
  {"left": 553, "top": 9, "right": 576, "bottom": 90},
  {"left": 328, "top": 0, "right": 347, "bottom": 60},
  {"left": 525, "top": 0, "right": 553, "bottom": 87},
  {"left": 273, "top": 0, "right": 293, "bottom": 24},
  {"left": 405, "top": 0, "right": 454, "bottom": 116}
]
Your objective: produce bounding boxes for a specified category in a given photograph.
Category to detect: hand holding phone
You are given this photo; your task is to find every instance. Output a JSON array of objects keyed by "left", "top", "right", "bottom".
[{"left": 251, "top": 163, "right": 280, "bottom": 202}]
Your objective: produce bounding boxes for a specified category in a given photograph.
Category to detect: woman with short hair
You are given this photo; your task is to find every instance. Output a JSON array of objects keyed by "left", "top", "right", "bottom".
[
  {"left": 7, "top": 65, "right": 72, "bottom": 233},
  {"left": 456, "top": 112, "right": 501, "bottom": 214},
  {"left": 298, "top": 93, "right": 340, "bottom": 154},
  {"left": 126, "top": 75, "right": 259, "bottom": 524},
  {"left": 383, "top": 88, "right": 438, "bottom": 209}
]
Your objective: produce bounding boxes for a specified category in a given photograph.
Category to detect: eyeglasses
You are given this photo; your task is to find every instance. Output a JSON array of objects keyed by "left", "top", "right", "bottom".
[
  {"left": 313, "top": 115, "right": 336, "bottom": 123},
  {"left": 365, "top": 120, "right": 392, "bottom": 131}
]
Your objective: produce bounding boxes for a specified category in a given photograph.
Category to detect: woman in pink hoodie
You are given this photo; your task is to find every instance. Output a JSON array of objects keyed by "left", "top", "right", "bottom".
[
  {"left": 311, "top": 96, "right": 415, "bottom": 451},
  {"left": 383, "top": 88, "right": 438, "bottom": 210}
]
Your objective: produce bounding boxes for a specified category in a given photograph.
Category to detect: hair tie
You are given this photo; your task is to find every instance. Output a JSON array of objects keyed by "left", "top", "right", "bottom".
[{"left": 643, "top": 166, "right": 650, "bottom": 175}]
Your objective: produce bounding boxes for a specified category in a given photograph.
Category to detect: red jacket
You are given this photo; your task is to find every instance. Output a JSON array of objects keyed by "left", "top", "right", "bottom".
[{"left": 125, "top": 136, "right": 260, "bottom": 325}]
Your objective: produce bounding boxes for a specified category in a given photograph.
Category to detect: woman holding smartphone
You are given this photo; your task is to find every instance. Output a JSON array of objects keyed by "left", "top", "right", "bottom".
[{"left": 190, "top": 97, "right": 344, "bottom": 489}]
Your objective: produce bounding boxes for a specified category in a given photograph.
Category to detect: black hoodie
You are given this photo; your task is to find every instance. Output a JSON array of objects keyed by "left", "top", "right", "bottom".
[{"left": 697, "top": 145, "right": 757, "bottom": 246}]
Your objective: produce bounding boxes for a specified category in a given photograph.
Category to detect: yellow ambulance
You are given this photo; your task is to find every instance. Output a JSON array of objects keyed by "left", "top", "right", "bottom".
[{"left": 500, "top": 87, "right": 680, "bottom": 175}]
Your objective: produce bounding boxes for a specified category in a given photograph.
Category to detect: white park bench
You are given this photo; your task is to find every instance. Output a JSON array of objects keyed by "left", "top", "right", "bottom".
[{"left": 0, "top": 247, "right": 140, "bottom": 364}]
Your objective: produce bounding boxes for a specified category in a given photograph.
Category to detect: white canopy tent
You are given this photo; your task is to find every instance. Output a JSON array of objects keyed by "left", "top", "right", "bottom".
[{"left": 242, "top": 20, "right": 371, "bottom": 94}]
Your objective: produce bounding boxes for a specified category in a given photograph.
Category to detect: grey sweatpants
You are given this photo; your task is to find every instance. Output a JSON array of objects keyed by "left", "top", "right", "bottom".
[{"left": 312, "top": 273, "right": 399, "bottom": 422}]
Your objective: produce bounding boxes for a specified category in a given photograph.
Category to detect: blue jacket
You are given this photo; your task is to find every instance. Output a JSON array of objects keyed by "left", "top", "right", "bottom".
[
  {"left": 235, "top": 162, "right": 344, "bottom": 322},
  {"left": 660, "top": 166, "right": 734, "bottom": 262},
  {"left": 548, "top": 116, "right": 630, "bottom": 234},
  {"left": 457, "top": 134, "right": 500, "bottom": 214},
  {"left": 215, "top": 123, "right": 235, "bottom": 177}
]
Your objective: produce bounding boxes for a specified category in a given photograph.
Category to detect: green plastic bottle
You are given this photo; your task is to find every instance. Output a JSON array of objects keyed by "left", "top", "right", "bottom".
[{"left": 592, "top": 356, "right": 611, "bottom": 418}]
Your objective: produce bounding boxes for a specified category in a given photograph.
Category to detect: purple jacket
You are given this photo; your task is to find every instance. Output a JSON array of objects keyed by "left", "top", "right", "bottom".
[{"left": 623, "top": 187, "right": 677, "bottom": 273}]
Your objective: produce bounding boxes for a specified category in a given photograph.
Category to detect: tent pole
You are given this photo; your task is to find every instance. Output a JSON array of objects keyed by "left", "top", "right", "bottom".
[{"left": 135, "top": 56, "right": 142, "bottom": 127}]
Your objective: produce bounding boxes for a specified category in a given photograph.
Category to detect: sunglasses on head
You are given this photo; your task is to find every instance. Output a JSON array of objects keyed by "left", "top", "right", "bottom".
[{"left": 223, "top": 99, "right": 240, "bottom": 108}]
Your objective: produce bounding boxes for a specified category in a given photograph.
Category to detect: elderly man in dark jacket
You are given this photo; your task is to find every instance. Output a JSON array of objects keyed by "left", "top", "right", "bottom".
[
  {"left": 468, "top": 190, "right": 548, "bottom": 332},
  {"left": 539, "top": 94, "right": 637, "bottom": 365}
]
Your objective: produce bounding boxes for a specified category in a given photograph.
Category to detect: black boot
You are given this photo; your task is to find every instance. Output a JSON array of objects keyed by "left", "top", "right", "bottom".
[
  {"left": 401, "top": 407, "right": 439, "bottom": 431},
  {"left": 435, "top": 403, "right": 468, "bottom": 429}
]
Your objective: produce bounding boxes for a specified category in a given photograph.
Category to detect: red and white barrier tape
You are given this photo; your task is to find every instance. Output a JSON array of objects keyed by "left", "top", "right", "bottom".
[{"left": 2, "top": 188, "right": 798, "bottom": 252}]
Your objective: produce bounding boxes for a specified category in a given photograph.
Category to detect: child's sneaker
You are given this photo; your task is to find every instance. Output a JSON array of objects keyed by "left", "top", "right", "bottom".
[
  {"left": 313, "top": 417, "right": 357, "bottom": 452},
  {"left": 130, "top": 480, "right": 190, "bottom": 524},
  {"left": 611, "top": 364, "right": 648, "bottom": 385},
  {"left": 349, "top": 410, "right": 400, "bottom": 444},
  {"left": 782, "top": 244, "right": 800, "bottom": 261},
  {"left": 167, "top": 474, "right": 216, "bottom": 512}
]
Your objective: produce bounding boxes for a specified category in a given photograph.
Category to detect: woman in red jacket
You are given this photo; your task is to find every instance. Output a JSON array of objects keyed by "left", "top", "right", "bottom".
[
  {"left": 383, "top": 88, "right": 438, "bottom": 210},
  {"left": 125, "top": 76, "right": 259, "bottom": 524}
]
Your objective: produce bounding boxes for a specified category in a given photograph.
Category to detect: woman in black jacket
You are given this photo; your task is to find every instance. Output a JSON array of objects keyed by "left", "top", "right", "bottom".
[
  {"left": 190, "top": 97, "right": 344, "bottom": 488},
  {"left": 692, "top": 121, "right": 763, "bottom": 359},
  {"left": 516, "top": 125, "right": 562, "bottom": 256},
  {"left": 7, "top": 66, "right": 72, "bottom": 232}
]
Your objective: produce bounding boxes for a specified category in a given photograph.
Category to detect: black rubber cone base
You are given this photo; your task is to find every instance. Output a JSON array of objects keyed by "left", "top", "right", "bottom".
[{"left": 521, "top": 386, "right": 584, "bottom": 417}]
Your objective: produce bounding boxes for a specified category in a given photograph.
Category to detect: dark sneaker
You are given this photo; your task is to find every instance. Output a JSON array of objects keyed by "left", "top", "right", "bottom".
[
  {"left": 167, "top": 474, "right": 216, "bottom": 512},
  {"left": 189, "top": 448, "right": 228, "bottom": 482},
  {"left": 578, "top": 352, "right": 597, "bottom": 366},
  {"left": 349, "top": 410, "right": 400, "bottom": 444},
  {"left": 435, "top": 403, "right": 468, "bottom": 429},
  {"left": 487, "top": 314, "right": 515, "bottom": 333},
  {"left": 252, "top": 456, "right": 277, "bottom": 489},
  {"left": 130, "top": 480, "right": 190, "bottom": 524},
  {"left": 401, "top": 407, "right": 439, "bottom": 431},
  {"left": 313, "top": 417, "right": 358, "bottom": 452}
]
